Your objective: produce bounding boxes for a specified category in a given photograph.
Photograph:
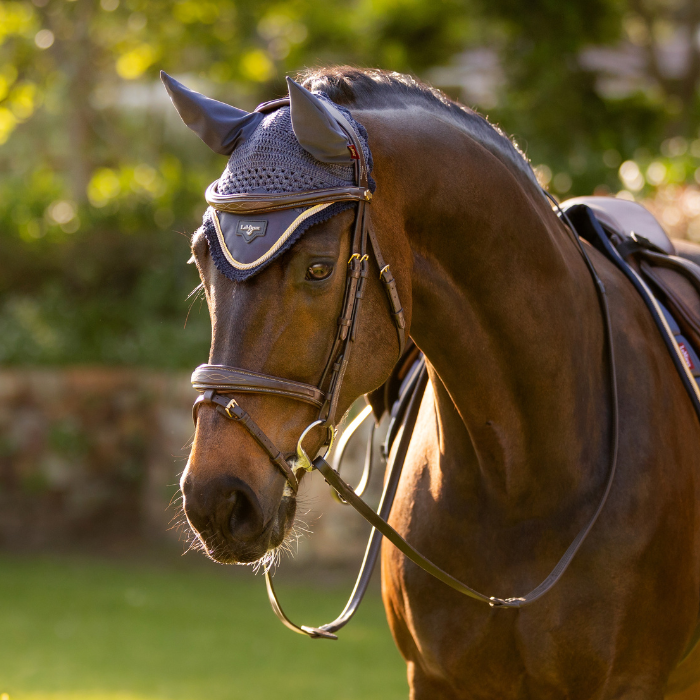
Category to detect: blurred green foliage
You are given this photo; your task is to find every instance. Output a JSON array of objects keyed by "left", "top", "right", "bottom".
[{"left": 1, "top": 0, "right": 699, "bottom": 366}]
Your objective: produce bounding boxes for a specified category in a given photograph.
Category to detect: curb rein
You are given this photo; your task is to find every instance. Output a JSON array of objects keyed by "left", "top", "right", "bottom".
[{"left": 191, "top": 100, "right": 620, "bottom": 639}]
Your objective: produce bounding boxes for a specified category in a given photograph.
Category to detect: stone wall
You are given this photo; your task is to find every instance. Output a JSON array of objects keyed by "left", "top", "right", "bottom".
[{"left": 0, "top": 368, "right": 377, "bottom": 567}]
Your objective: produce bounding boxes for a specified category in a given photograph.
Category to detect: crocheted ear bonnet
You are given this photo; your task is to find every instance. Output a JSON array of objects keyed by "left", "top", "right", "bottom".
[{"left": 161, "top": 73, "right": 374, "bottom": 281}]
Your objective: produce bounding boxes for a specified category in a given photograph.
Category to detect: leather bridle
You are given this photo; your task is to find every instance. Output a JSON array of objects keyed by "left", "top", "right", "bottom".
[
  {"left": 190, "top": 99, "right": 620, "bottom": 640},
  {"left": 191, "top": 97, "right": 406, "bottom": 496}
]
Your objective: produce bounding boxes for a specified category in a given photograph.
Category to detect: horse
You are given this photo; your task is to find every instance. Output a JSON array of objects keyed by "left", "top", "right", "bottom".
[{"left": 172, "top": 66, "right": 700, "bottom": 698}]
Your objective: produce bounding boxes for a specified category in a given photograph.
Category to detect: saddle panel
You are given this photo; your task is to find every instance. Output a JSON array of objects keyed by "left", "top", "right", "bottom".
[
  {"left": 639, "top": 253, "right": 700, "bottom": 353},
  {"left": 563, "top": 196, "right": 676, "bottom": 255}
]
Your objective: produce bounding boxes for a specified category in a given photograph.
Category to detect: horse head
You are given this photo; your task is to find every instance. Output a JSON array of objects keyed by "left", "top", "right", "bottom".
[{"left": 163, "top": 72, "right": 409, "bottom": 566}]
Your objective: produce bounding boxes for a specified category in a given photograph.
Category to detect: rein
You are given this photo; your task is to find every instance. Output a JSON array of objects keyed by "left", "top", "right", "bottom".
[
  {"left": 191, "top": 99, "right": 620, "bottom": 637},
  {"left": 302, "top": 197, "right": 620, "bottom": 619}
]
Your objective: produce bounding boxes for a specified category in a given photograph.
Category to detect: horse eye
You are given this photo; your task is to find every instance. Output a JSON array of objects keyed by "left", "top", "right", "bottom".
[{"left": 306, "top": 263, "right": 333, "bottom": 281}]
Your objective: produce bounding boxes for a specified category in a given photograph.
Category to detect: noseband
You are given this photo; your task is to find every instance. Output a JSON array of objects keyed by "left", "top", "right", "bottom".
[{"left": 191, "top": 97, "right": 406, "bottom": 495}]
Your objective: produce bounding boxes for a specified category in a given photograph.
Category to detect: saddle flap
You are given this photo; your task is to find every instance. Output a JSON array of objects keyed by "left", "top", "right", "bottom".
[
  {"left": 639, "top": 253, "right": 700, "bottom": 353},
  {"left": 563, "top": 196, "right": 676, "bottom": 255}
]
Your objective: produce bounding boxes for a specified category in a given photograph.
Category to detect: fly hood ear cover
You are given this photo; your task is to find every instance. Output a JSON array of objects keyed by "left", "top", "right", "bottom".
[
  {"left": 287, "top": 77, "right": 354, "bottom": 164},
  {"left": 196, "top": 83, "right": 375, "bottom": 283},
  {"left": 161, "top": 71, "right": 264, "bottom": 155}
]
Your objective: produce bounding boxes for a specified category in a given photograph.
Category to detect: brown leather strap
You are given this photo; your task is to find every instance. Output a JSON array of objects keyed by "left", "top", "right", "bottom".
[
  {"left": 192, "top": 364, "right": 325, "bottom": 408},
  {"left": 367, "top": 225, "right": 406, "bottom": 356},
  {"left": 205, "top": 181, "right": 372, "bottom": 214},
  {"left": 321, "top": 248, "right": 368, "bottom": 426},
  {"left": 193, "top": 390, "right": 299, "bottom": 492},
  {"left": 314, "top": 226, "right": 620, "bottom": 608},
  {"left": 264, "top": 357, "right": 428, "bottom": 638},
  {"left": 640, "top": 261, "right": 700, "bottom": 345},
  {"left": 639, "top": 250, "right": 700, "bottom": 296},
  {"left": 271, "top": 197, "right": 620, "bottom": 636}
]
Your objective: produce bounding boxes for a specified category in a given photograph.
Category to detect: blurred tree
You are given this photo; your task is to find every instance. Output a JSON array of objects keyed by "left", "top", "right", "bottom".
[
  {"left": 0, "top": 0, "right": 479, "bottom": 366},
  {"left": 470, "top": 0, "right": 700, "bottom": 196},
  {"left": 0, "top": 0, "right": 698, "bottom": 366}
]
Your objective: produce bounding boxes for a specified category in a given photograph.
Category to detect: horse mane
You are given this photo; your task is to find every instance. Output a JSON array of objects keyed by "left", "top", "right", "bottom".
[{"left": 298, "top": 66, "right": 541, "bottom": 193}]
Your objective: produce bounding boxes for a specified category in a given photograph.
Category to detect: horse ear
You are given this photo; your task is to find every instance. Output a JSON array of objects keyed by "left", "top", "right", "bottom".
[
  {"left": 160, "top": 71, "right": 264, "bottom": 155},
  {"left": 286, "top": 77, "right": 353, "bottom": 164}
]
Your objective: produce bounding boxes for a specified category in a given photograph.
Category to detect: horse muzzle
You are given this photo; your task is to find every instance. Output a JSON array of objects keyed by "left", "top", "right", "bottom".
[{"left": 181, "top": 469, "right": 296, "bottom": 564}]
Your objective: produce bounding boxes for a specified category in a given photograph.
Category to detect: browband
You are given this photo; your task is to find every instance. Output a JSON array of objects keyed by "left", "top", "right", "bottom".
[{"left": 205, "top": 181, "right": 372, "bottom": 215}]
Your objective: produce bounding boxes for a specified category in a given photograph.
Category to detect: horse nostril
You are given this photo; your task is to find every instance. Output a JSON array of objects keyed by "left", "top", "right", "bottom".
[
  {"left": 181, "top": 472, "right": 266, "bottom": 549},
  {"left": 227, "top": 488, "right": 264, "bottom": 542}
]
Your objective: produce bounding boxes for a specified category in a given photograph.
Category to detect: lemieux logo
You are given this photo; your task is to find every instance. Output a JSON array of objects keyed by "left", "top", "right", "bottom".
[
  {"left": 236, "top": 220, "right": 268, "bottom": 243},
  {"left": 679, "top": 341, "right": 695, "bottom": 370}
]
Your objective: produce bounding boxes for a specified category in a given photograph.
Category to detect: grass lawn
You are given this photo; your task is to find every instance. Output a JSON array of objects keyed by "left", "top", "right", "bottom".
[{"left": 0, "top": 554, "right": 407, "bottom": 700}]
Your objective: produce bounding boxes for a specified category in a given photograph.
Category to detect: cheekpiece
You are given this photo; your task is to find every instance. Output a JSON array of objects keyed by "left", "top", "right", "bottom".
[{"left": 198, "top": 93, "right": 375, "bottom": 282}]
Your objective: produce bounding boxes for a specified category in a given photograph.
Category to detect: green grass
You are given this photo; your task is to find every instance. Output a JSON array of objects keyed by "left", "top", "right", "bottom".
[{"left": 0, "top": 555, "right": 407, "bottom": 700}]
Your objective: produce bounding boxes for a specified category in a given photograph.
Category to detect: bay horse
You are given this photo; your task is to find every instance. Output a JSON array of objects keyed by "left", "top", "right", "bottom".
[{"left": 177, "top": 66, "right": 700, "bottom": 698}]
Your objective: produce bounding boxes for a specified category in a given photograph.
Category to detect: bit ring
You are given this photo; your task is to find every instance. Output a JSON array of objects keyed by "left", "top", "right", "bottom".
[{"left": 296, "top": 419, "right": 335, "bottom": 470}]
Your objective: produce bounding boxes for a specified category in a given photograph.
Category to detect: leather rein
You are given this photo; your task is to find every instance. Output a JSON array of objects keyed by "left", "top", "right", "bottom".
[{"left": 191, "top": 100, "right": 620, "bottom": 639}]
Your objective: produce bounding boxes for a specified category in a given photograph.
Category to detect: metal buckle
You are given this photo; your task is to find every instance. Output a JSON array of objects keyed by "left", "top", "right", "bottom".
[
  {"left": 296, "top": 419, "right": 335, "bottom": 471},
  {"left": 224, "top": 398, "right": 239, "bottom": 419},
  {"left": 349, "top": 253, "right": 369, "bottom": 264}
]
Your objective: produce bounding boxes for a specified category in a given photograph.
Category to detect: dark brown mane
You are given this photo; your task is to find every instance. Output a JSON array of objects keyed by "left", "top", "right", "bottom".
[{"left": 298, "top": 66, "right": 541, "bottom": 191}]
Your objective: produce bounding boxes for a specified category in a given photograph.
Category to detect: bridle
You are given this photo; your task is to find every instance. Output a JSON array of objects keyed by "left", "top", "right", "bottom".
[
  {"left": 191, "top": 97, "right": 620, "bottom": 640},
  {"left": 191, "top": 96, "right": 406, "bottom": 496}
]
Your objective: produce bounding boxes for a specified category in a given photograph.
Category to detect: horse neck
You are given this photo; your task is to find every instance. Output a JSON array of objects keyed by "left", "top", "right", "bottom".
[{"left": 389, "top": 120, "right": 609, "bottom": 511}]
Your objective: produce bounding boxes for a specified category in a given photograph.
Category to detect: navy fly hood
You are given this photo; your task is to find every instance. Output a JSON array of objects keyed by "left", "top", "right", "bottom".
[{"left": 161, "top": 73, "right": 375, "bottom": 281}]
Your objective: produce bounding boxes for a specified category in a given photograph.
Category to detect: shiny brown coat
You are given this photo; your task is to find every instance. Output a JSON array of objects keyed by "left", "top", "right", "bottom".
[{"left": 184, "top": 68, "right": 700, "bottom": 699}]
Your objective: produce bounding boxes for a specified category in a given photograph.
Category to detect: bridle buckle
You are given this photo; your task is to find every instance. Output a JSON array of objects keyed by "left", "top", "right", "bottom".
[{"left": 224, "top": 398, "right": 239, "bottom": 419}]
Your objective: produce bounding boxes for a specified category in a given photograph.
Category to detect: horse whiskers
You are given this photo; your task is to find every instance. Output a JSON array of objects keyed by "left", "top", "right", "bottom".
[
  {"left": 184, "top": 283, "right": 205, "bottom": 329},
  {"left": 167, "top": 486, "right": 208, "bottom": 557},
  {"left": 186, "top": 282, "right": 204, "bottom": 301},
  {"left": 247, "top": 514, "right": 315, "bottom": 575},
  {"left": 167, "top": 490, "right": 183, "bottom": 510},
  {"left": 169, "top": 477, "right": 316, "bottom": 567}
]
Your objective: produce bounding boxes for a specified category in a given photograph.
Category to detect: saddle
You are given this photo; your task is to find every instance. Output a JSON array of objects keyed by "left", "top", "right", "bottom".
[{"left": 561, "top": 197, "right": 700, "bottom": 395}]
